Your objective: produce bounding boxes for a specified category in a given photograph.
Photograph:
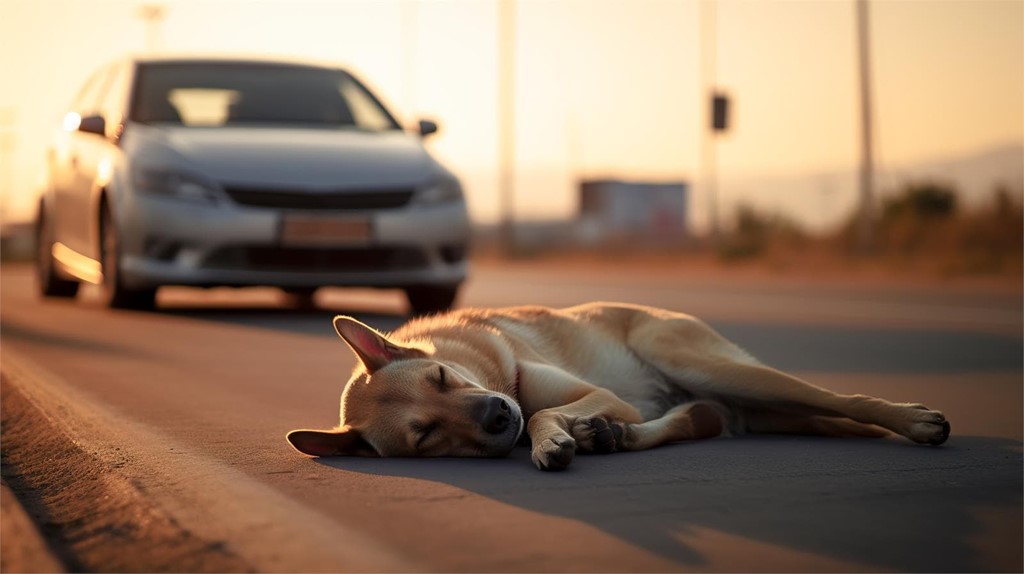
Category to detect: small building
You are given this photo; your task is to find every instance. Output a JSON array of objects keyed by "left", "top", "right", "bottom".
[{"left": 578, "top": 179, "right": 688, "bottom": 243}]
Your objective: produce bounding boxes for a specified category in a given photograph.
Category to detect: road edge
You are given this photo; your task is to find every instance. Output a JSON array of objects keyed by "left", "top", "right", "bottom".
[
  {"left": 1, "top": 369, "right": 253, "bottom": 572},
  {"left": 0, "top": 477, "right": 66, "bottom": 573},
  {"left": 0, "top": 350, "right": 417, "bottom": 573}
]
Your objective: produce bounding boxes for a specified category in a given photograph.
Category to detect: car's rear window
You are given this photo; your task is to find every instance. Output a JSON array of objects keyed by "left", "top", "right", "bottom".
[{"left": 130, "top": 62, "right": 400, "bottom": 131}]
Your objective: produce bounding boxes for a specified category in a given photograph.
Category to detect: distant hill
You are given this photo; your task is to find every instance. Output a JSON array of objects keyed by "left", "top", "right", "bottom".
[
  {"left": 718, "top": 143, "right": 1024, "bottom": 232},
  {"left": 884, "top": 144, "right": 1023, "bottom": 202}
]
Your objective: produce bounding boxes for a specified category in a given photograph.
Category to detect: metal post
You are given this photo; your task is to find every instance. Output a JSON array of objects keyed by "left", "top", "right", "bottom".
[
  {"left": 0, "top": 107, "right": 15, "bottom": 227},
  {"left": 136, "top": 4, "right": 166, "bottom": 53},
  {"left": 401, "top": 0, "right": 419, "bottom": 116},
  {"left": 700, "top": 0, "right": 720, "bottom": 243},
  {"left": 498, "top": 0, "right": 517, "bottom": 254},
  {"left": 856, "top": 0, "right": 875, "bottom": 252}
]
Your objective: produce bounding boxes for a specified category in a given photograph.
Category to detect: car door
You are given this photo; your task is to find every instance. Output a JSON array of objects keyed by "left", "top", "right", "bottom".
[
  {"left": 49, "top": 67, "right": 104, "bottom": 256},
  {"left": 54, "top": 64, "right": 115, "bottom": 258},
  {"left": 82, "top": 62, "right": 131, "bottom": 260}
]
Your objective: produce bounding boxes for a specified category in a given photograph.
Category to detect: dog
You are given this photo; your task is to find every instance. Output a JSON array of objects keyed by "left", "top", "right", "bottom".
[{"left": 287, "top": 303, "right": 951, "bottom": 470}]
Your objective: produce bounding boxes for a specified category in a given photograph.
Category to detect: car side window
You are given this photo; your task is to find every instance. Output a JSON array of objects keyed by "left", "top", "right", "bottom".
[
  {"left": 98, "top": 63, "right": 130, "bottom": 135},
  {"left": 69, "top": 69, "right": 103, "bottom": 114},
  {"left": 72, "top": 65, "right": 116, "bottom": 117}
]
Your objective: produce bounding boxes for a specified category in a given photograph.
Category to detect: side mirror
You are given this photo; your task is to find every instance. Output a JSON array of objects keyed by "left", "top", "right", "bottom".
[
  {"left": 418, "top": 119, "right": 439, "bottom": 138},
  {"left": 78, "top": 114, "right": 106, "bottom": 137}
]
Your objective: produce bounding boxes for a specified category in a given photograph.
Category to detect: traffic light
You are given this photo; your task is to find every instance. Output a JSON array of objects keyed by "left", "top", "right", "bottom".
[{"left": 712, "top": 93, "right": 729, "bottom": 132}]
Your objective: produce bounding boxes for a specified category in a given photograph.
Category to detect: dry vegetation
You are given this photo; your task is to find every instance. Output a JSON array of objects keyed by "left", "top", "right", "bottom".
[
  {"left": 480, "top": 182, "right": 1022, "bottom": 287},
  {"left": 718, "top": 182, "right": 1022, "bottom": 278}
]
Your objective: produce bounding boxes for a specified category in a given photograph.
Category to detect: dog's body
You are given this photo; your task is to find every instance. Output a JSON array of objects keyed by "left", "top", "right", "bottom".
[{"left": 288, "top": 302, "right": 950, "bottom": 470}]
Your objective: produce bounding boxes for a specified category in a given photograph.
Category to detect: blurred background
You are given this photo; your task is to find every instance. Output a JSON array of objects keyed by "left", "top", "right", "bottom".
[{"left": 1, "top": 0, "right": 1021, "bottom": 275}]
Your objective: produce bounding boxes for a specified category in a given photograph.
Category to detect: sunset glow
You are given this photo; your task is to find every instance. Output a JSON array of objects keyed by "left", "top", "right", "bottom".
[{"left": 1, "top": 0, "right": 1021, "bottom": 231}]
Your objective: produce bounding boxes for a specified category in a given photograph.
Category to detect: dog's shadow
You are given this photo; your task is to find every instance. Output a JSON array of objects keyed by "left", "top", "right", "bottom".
[{"left": 316, "top": 435, "right": 1022, "bottom": 572}]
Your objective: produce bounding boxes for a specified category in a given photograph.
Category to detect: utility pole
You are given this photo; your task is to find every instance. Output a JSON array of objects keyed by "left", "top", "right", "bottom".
[
  {"left": 401, "top": 0, "right": 419, "bottom": 116},
  {"left": 700, "top": 0, "right": 720, "bottom": 242},
  {"left": 136, "top": 4, "right": 166, "bottom": 53},
  {"left": 0, "top": 107, "right": 15, "bottom": 228},
  {"left": 497, "top": 0, "right": 517, "bottom": 254},
  {"left": 856, "top": 0, "right": 875, "bottom": 252}
]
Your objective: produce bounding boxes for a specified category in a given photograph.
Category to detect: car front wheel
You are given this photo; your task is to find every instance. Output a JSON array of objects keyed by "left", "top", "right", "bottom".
[
  {"left": 35, "top": 206, "right": 80, "bottom": 299},
  {"left": 99, "top": 202, "right": 156, "bottom": 310},
  {"left": 281, "top": 287, "right": 318, "bottom": 310},
  {"left": 405, "top": 284, "right": 459, "bottom": 316}
]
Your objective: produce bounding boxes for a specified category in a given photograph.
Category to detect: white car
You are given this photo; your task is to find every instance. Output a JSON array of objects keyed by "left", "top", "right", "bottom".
[{"left": 37, "top": 55, "right": 470, "bottom": 314}]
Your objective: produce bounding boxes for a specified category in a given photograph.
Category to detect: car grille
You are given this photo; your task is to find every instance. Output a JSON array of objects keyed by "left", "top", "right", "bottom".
[
  {"left": 203, "top": 245, "right": 428, "bottom": 272},
  {"left": 223, "top": 187, "right": 415, "bottom": 210}
]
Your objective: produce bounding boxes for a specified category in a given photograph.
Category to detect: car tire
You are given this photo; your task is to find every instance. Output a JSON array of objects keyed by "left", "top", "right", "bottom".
[
  {"left": 35, "top": 206, "right": 80, "bottom": 299},
  {"left": 99, "top": 202, "right": 156, "bottom": 310},
  {"left": 405, "top": 284, "right": 459, "bottom": 316},
  {"left": 282, "top": 287, "right": 318, "bottom": 310}
]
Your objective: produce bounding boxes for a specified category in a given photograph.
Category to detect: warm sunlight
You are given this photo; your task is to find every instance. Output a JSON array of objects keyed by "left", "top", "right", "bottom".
[{"left": 1, "top": 0, "right": 1021, "bottom": 231}]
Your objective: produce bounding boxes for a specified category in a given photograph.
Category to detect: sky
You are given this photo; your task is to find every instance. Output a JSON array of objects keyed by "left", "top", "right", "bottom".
[{"left": 1, "top": 0, "right": 1021, "bottom": 232}]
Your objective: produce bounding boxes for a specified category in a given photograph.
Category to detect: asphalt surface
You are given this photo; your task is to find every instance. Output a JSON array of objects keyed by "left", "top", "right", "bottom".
[{"left": 1, "top": 261, "right": 1021, "bottom": 572}]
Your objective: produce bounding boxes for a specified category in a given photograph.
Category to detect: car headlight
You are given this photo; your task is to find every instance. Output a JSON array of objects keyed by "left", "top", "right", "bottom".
[
  {"left": 416, "top": 176, "right": 463, "bottom": 205},
  {"left": 133, "top": 167, "right": 222, "bottom": 204}
]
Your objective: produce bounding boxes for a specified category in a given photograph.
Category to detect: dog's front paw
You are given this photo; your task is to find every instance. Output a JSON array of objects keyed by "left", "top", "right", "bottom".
[
  {"left": 900, "top": 405, "right": 951, "bottom": 445},
  {"left": 531, "top": 435, "right": 576, "bottom": 471},
  {"left": 571, "top": 417, "right": 623, "bottom": 454}
]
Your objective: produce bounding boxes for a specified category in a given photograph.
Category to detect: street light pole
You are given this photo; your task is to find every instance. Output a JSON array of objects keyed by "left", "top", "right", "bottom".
[
  {"left": 700, "top": 0, "right": 720, "bottom": 243},
  {"left": 401, "top": 0, "right": 419, "bottom": 115},
  {"left": 856, "top": 0, "right": 875, "bottom": 252},
  {"left": 498, "top": 0, "right": 517, "bottom": 254},
  {"left": 136, "top": 4, "right": 166, "bottom": 53}
]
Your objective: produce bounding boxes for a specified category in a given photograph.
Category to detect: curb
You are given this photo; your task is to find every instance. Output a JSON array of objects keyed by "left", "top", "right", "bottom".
[{"left": 0, "top": 349, "right": 415, "bottom": 572}]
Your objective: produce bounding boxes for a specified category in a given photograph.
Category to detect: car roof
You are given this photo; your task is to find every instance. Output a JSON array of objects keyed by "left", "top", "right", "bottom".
[{"left": 125, "top": 53, "right": 346, "bottom": 70}]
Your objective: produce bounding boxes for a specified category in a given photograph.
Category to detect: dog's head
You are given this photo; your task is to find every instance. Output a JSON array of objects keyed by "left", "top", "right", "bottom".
[{"left": 287, "top": 316, "right": 524, "bottom": 459}]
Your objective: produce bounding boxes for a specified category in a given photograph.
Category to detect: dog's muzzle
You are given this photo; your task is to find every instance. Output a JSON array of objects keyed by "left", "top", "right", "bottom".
[
  {"left": 481, "top": 395, "right": 514, "bottom": 434},
  {"left": 474, "top": 393, "right": 524, "bottom": 454}
]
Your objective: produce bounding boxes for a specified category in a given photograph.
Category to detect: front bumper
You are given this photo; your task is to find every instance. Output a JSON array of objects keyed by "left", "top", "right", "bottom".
[{"left": 117, "top": 192, "right": 470, "bottom": 290}]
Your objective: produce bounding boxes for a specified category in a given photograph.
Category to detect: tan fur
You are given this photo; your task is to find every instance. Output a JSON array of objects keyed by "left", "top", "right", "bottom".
[{"left": 287, "top": 303, "right": 950, "bottom": 471}]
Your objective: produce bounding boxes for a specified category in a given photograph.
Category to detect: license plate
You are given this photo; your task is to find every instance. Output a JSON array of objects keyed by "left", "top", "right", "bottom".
[{"left": 280, "top": 215, "right": 372, "bottom": 246}]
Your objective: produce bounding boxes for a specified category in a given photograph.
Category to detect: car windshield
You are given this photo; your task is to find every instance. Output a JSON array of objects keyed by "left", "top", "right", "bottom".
[{"left": 130, "top": 62, "right": 401, "bottom": 131}]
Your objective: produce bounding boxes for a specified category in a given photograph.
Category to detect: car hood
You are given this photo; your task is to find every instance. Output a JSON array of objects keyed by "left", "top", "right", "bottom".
[{"left": 138, "top": 125, "right": 436, "bottom": 189}]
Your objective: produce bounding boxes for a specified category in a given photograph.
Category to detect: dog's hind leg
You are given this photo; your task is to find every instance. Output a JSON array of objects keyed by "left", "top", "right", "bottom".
[
  {"left": 744, "top": 410, "right": 891, "bottom": 439},
  {"left": 626, "top": 315, "right": 950, "bottom": 445},
  {"left": 685, "top": 361, "right": 948, "bottom": 444},
  {"left": 655, "top": 355, "right": 948, "bottom": 444}
]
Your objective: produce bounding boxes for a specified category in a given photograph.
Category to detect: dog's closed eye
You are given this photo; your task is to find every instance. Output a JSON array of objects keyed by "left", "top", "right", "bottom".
[
  {"left": 414, "top": 421, "right": 439, "bottom": 448},
  {"left": 431, "top": 366, "right": 448, "bottom": 392}
]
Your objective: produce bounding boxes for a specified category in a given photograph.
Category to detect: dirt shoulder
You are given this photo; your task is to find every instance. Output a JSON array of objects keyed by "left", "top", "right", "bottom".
[{"left": 472, "top": 251, "right": 1024, "bottom": 296}]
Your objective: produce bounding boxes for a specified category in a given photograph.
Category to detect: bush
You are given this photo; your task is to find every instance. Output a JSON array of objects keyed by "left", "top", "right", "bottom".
[
  {"left": 718, "top": 204, "right": 806, "bottom": 261},
  {"left": 830, "top": 180, "right": 1022, "bottom": 274},
  {"left": 881, "top": 181, "right": 958, "bottom": 221}
]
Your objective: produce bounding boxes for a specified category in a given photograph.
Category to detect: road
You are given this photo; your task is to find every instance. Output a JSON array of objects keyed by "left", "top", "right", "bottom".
[{"left": 1, "top": 261, "right": 1021, "bottom": 572}]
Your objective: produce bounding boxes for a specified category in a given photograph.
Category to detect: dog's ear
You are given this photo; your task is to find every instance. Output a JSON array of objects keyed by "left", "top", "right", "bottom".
[
  {"left": 286, "top": 427, "right": 378, "bottom": 457},
  {"left": 332, "top": 316, "right": 426, "bottom": 373}
]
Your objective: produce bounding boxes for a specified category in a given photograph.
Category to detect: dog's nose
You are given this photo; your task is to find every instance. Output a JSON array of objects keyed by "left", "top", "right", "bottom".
[{"left": 480, "top": 396, "right": 512, "bottom": 434}]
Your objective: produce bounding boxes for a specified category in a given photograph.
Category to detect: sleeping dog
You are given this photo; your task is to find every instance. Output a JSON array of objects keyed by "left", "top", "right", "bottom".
[{"left": 287, "top": 303, "right": 950, "bottom": 470}]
